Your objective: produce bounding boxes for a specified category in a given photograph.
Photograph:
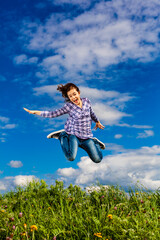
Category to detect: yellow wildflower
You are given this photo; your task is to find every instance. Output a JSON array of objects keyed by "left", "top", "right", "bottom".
[
  {"left": 107, "top": 214, "right": 113, "bottom": 220},
  {"left": 94, "top": 233, "right": 102, "bottom": 238},
  {"left": 136, "top": 192, "right": 139, "bottom": 195},
  {"left": 21, "top": 232, "right": 26, "bottom": 236},
  {"left": 30, "top": 225, "right": 38, "bottom": 231},
  {"left": 24, "top": 224, "right": 27, "bottom": 229}
]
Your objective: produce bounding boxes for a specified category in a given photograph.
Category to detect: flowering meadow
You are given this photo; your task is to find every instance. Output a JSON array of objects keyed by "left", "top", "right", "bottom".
[{"left": 0, "top": 180, "right": 160, "bottom": 240}]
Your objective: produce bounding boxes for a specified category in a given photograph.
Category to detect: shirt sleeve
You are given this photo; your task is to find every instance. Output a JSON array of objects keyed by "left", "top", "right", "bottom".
[
  {"left": 90, "top": 107, "right": 99, "bottom": 122},
  {"left": 40, "top": 103, "right": 70, "bottom": 118},
  {"left": 87, "top": 98, "right": 99, "bottom": 123}
]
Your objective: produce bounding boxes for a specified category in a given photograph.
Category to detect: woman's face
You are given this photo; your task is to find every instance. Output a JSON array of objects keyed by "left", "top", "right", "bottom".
[{"left": 67, "top": 88, "right": 81, "bottom": 106}]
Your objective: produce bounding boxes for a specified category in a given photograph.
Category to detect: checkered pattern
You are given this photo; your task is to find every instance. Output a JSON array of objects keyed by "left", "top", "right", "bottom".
[{"left": 41, "top": 98, "right": 99, "bottom": 139}]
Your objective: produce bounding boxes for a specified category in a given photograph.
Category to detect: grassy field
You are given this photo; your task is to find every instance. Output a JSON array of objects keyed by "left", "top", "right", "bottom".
[{"left": 0, "top": 180, "right": 160, "bottom": 240}]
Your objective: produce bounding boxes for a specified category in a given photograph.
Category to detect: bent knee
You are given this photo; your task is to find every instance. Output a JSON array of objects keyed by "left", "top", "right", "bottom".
[
  {"left": 94, "top": 159, "right": 102, "bottom": 163},
  {"left": 91, "top": 156, "right": 102, "bottom": 163},
  {"left": 68, "top": 157, "right": 75, "bottom": 161},
  {"left": 67, "top": 154, "right": 76, "bottom": 161}
]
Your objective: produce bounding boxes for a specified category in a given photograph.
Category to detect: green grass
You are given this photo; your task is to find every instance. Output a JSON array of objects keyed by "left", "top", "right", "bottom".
[{"left": 0, "top": 180, "right": 160, "bottom": 240}]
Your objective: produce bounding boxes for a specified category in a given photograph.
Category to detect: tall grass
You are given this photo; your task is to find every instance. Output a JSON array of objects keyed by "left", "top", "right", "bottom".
[{"left": 0, "top": 180, "right": 160, "bottom": 240}]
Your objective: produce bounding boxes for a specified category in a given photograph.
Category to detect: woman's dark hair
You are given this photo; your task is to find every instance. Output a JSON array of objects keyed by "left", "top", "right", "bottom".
[{"left": 57, "top": 83, "right": 80, "bottom": 102}]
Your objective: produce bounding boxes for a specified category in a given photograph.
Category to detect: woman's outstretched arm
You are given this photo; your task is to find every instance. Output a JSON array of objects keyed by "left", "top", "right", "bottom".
[
  {"left": 24, "top": 104, "right": 69, "bottom": 118},
  {"left": 23, "top": 108, "right": 41, "bottom": 115}
]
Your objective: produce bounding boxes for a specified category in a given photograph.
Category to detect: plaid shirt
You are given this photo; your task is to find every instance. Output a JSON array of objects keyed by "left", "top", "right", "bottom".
[{"left": 40, "top": 98, "right": 99, "bottom": 139}]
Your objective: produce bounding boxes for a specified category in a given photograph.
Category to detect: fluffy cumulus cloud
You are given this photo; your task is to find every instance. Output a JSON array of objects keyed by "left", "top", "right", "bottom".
[
  {"left": 57, "top": 167, "right": 77, "bottom": 177},
  {"left": 18, "top": 0, "right": 160, "bottom": 80},
  {"left": 57, "top": 145, "right": 160, "bottom": 190},
  {"left": 8, "top": 160, "right": 23, "bottom": 168},
  {"left": 13, "top": 175, "right": 38, "bottom": 186},
  {"left": 92, "top": 103, "right": 130, "bottom": 125},
  {"left": 0, "top": 175, "right": 38, "bottom": 192}
]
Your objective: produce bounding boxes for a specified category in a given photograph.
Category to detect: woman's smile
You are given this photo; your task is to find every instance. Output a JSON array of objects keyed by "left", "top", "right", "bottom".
[{"left": 67, "top": 88, "right": 82, "bottom": 107}]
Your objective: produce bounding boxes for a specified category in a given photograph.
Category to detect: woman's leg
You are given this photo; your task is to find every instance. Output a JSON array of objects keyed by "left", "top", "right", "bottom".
[
  {"left": 59, "top": 132, "right": 78, "bottom": 161},
  {"left": 80, "top": 138, "right": 103, "bottom": 163}
]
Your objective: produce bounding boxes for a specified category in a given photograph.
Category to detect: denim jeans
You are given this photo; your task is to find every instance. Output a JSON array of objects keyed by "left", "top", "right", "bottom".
[{"left": 59, "top": 131, "right": 102, "bottom": 163}]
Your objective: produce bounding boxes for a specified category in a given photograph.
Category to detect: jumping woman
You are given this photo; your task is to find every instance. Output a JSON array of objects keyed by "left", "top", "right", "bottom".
[{"left": 24, "top": 83, "right": 105, "bottom": 163}]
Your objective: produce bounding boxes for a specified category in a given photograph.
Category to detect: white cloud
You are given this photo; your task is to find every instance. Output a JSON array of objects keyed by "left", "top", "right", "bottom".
[
  {"left": 93, "top": 103, "right": 131, "bottom": 125},
  {"left": 50, "top": 0, "right": 92, "bottom": 8},
  {"left": 8, "top": 160, "right": 23, "bottom": 168},
  {"left": 0, "top": 116, "right": 17, "bottom": 130},
  {"left": 0, "top": 116, "right": 9, "bottom": 124},
  {"left": 0, "top": 116, "right": 17, "bottom": 142},
  {"left": 14, "top": 54, "right": 38, "bottom": 65},
  {"left": 33, "top": 85, "right": 58, "bottom": 97},
  {"left": 137, "top": 130, "right": 154, "bottom": 138},
  {"left": 1, "top": 124, "right": 17, "bottom": 130},
  {"left": 106, "top": 143, "right": 125, "bottom": 153},
  {"left": 80, "top": 87, "right": 134, "bottom": 109},
  {"left": 19, "top": 0, "right": 160, "bottom": 80},
  {"left": 80, "top": 87, "right": 120, "bottom": 99},
  {"left": 0, "top": 175, "right": 39, "bottom": 192},
  {"left": 132, "top": 125, "right": 153, "bottom": 129},
  {"left": 117, "top": 123, "right": 153, "bottom": 129},
  {"left": 114, "top": 134, "right": 123, "bottom": 139},
  {"left": 0, "top": 182, "right": 6, "bottom": 190},
  {"left": 13, "top": 175, "right": 38, "bottom": 186},
  {"left": 57, "top": 145, "right": 160, "bottom": 190},
  {"left": 57, "top": 167, "right": 77, "bottom": 177},
  {"left": 14, "top": 54, "right": 27, "bottom": 64}
]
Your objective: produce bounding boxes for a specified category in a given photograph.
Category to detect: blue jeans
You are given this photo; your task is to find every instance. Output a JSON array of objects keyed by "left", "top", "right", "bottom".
[{"left": 59, "top": 132, "right": 103, "bottom": 163}]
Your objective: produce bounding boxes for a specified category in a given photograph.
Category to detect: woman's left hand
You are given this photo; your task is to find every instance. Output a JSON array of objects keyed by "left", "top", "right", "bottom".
[{"left": 94, "top": 121, "right": 105, "bottom": 130}]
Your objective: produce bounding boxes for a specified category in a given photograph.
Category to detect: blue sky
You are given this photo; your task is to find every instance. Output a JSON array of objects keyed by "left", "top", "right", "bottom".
[{"left": 0, "top": 0, "right": 160, "bottom": 192}]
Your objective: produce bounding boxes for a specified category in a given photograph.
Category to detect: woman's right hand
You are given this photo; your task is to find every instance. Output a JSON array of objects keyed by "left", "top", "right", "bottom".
[{"left": 23, "top": 108, "right": 41, "bottom": 115}]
